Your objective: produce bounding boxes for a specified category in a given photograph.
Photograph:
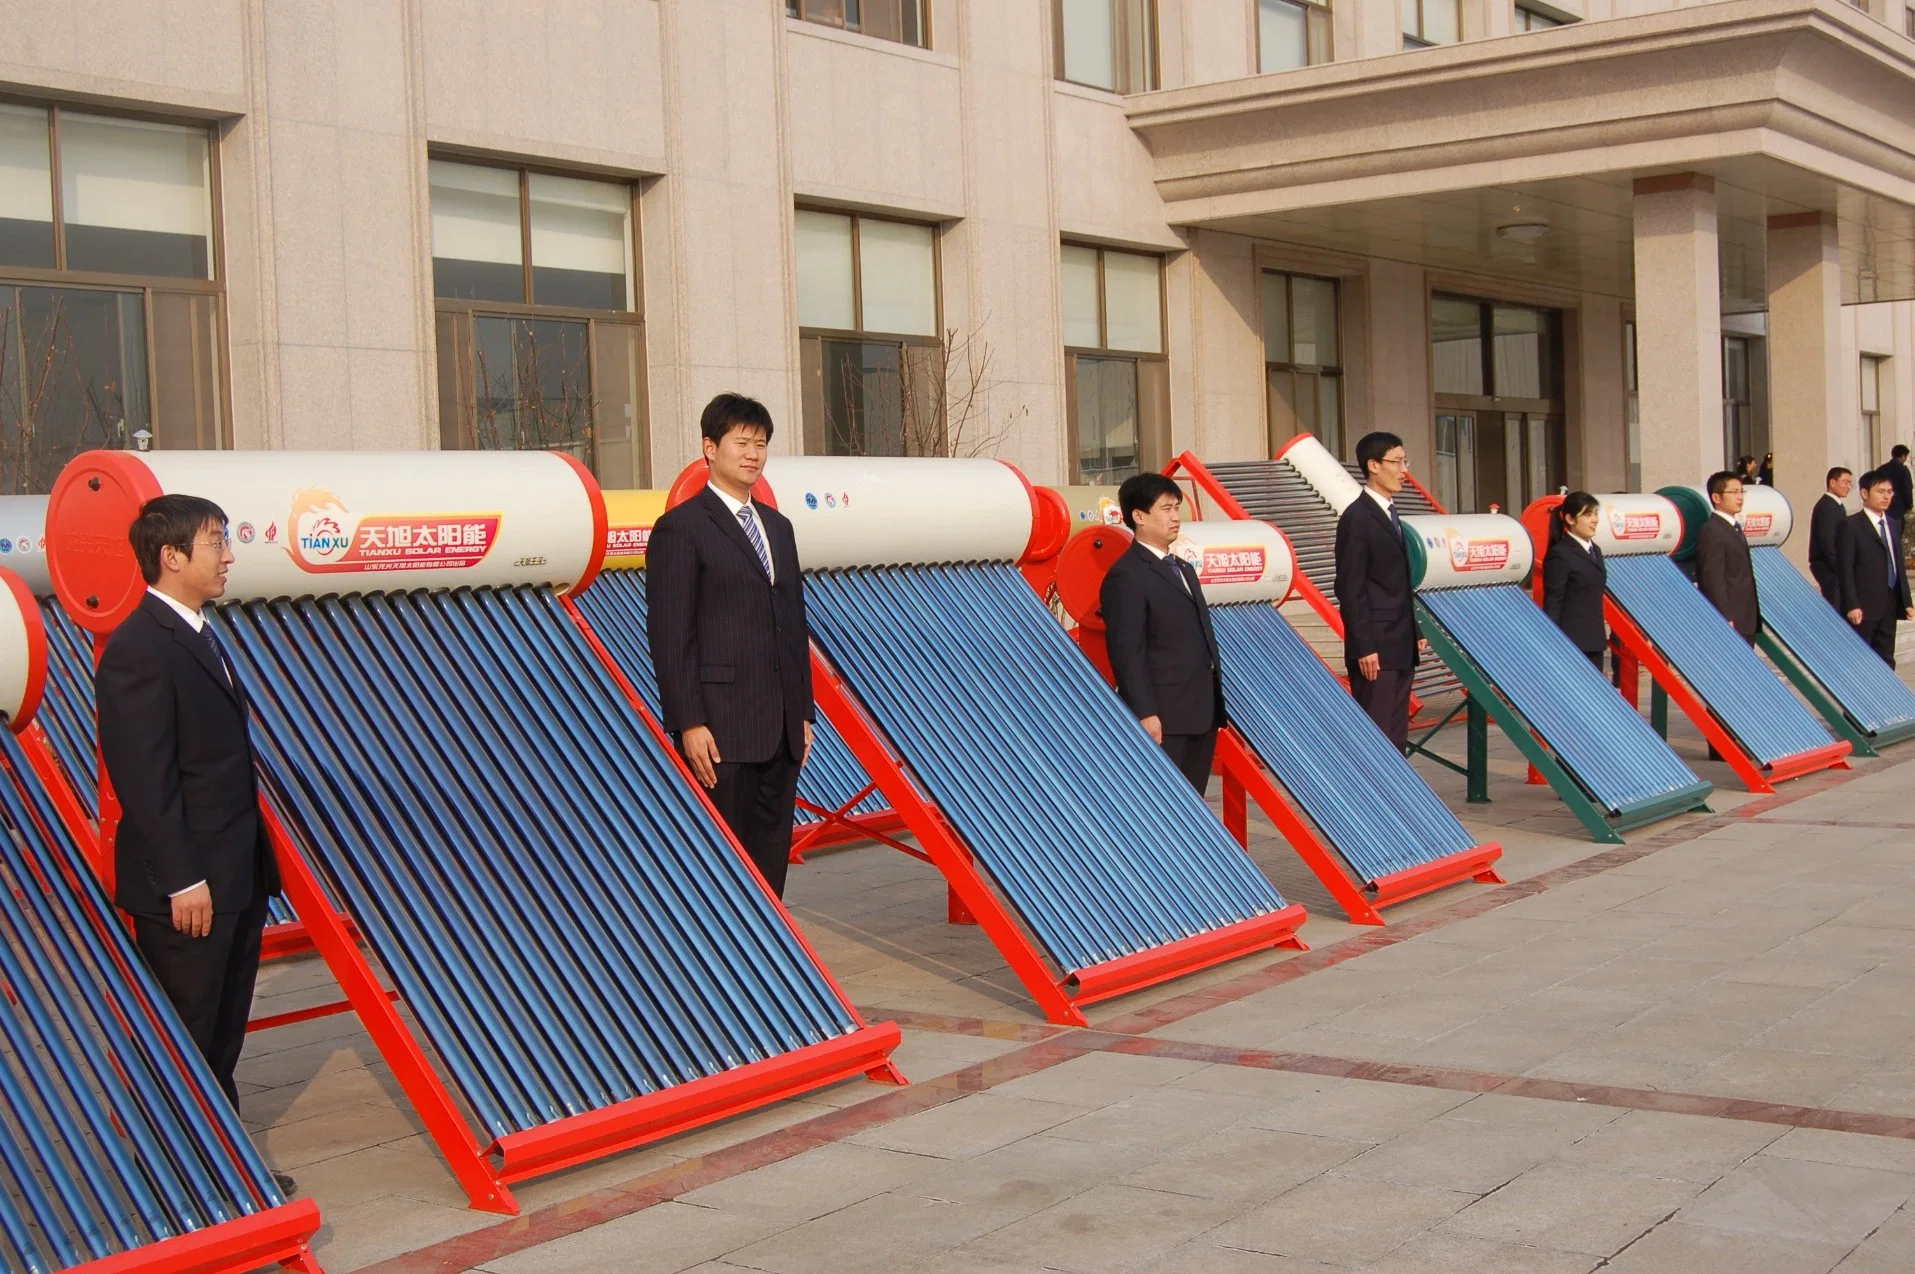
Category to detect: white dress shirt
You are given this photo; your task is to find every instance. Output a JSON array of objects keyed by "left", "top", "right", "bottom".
[
  {"left": 708, "top": 483, "right": 773, "bottom": 584},
  {"left": 1138, "top": 540, "right": 1191, "bottom": 594},
  {"left": 1364, "top": 488, "right": 1395, "bottom": 517}
]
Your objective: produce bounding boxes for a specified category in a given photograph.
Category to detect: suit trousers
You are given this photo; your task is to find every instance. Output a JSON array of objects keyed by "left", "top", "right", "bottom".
[
  {"left": 1350, "top": 667, "right": 1413, "bottom": 752},
  {"left": 708, "top": 747, "right": 801, "bottom": 898},
  {"left": 134, "top": 885, "right": 269, "bottom": 1106},
  {"left": 1161, "top": 730, "right": 1219, "bottom": 796},
  {"left": 1857, "top": 612, "right": 1899, "bottom": 667}
]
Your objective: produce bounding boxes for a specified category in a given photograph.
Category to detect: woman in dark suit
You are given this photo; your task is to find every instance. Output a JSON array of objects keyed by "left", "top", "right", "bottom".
[{"left": 1543, "top": 491, "right": 1609, "bottom": 672}]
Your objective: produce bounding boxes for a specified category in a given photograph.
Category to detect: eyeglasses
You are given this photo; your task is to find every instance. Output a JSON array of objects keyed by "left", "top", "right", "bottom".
[
  {"left": 1378, "top": 456, "right": 1410, "bottom": 470},
  {"left": 179, "top": 535, "right": 230, "bottom": 554}
]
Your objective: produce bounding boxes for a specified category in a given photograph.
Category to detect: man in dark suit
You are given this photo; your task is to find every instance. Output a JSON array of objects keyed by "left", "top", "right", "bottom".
[
  {"left": 1694, "top": 470, "right": 1760, "bottom": 646},
  {"left": 1100, "top": 472, "right": 1224, "bottom": 794},
  {"left": 647, "top": 393, "right": 813, "bottom": 897},
  {"left": 1888, "top": 445, "right": 1912, "bottom": 544},
  {"left": 1809, "top": 467, "right": 1853, "bottom": 607},
  {"left": 1839, "top": 468, "right": 1914, "bottom": 666},
  {"left": 1335, "top": 431, "right": 1424, "bottom": 751},
  {"left": 98, "top": 495, "right": 291, "bottom": 1192}
]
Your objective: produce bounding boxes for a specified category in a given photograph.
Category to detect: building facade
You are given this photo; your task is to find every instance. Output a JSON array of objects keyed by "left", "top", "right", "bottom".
[{"left": 2, "top": 0, "right": 1912, "bottom": 565}]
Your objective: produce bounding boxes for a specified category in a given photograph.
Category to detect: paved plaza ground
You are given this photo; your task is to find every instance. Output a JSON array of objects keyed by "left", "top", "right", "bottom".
[{"left": 245, "top": 654, "right": 1915, "bottom": 1273}]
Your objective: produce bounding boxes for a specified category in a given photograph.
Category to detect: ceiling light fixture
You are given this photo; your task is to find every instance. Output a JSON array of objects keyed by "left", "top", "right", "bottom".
[{"left": 1496, "top": 222, "right": 1549, "bottom": 241}]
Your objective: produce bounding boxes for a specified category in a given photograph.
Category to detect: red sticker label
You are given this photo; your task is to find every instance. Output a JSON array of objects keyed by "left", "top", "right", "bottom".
[
  {"left": 1742, "top": 513, "right": 1773, "bottom": 538},
  {"left": 606, "top": 525, "right": 652, "bottom": 557},
  {"left": 1608, "top": 510, "right": 1665, "bottom": 540},
  {"left": 1196, "top": 546, "right": 1267, "bottom": 584},
  {"left": 287, "top": 488, "right": 502, "bottom": 575},
  {"left": 1450, "top": 534, "right": 1512, "bottom": 572}
]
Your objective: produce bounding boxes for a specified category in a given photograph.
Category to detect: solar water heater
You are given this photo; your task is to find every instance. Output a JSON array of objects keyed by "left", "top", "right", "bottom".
[
  {"left": 671, "top": 456, "right": 1306, "bottom": 1028},
  {"left": 1054, "top": 517, "right": 1502, "bottom": 925},
  {"left": 1408, "top": 513, "right": 1713, "bottom": 843},
  {"left": 46, "top": 450, "right": 902, "bottom": 1215},
  {"left": 0, "top": 566, "right": 326, "bottom": 1274}
]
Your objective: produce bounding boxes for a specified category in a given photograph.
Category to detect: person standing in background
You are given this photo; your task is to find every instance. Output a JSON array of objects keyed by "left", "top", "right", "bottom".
[
  {"left": 1543, "top": 492, "right": 1609, "bottom": 673},
  {"left": 1100, "top": 473, "right": 1225, "bottom": 794},
  {"left": 1839, "top": 468, "right": 1914, "bottom": 666},
  {"left": 1335, "top": 432, "right": 1425, "bottom": 752},
  {"left": 1809, "top": 467, "right": 1853, "bottom": 608},
  {"left": 1887, "top": 444, "right": 1912, "bottom": 545},
  {"left": 1758, "top": 452, "right": 1775, "bottom": 488},
  {"left": 1695, "top": 470, "right": 1761, "bottom": 646}
]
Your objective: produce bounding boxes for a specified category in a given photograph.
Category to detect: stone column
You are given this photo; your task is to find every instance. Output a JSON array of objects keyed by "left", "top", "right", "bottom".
[
  {"left": 1631, "top": 174, "right": 1722, "bottom": 493},
  {"left": 1765, "top": 211, "right": 1845, "bottom": 572}
]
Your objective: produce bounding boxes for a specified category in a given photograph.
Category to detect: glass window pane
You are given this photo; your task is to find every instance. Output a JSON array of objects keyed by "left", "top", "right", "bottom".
[
  {"left": 1290, "top": 275, "right": 1337, "bottom": 367},
  {"left": 1076, "top": 355, "right": 1140, "bottom": 483},
  {"left": 1261, "top": 272, "right": 1290, "bottom": 363},
  {"left": 1402, "top": 0, "right": 1420, "bottom": 37},
  {"left": 0, "top": 285, "right": 151, "bottom": 492},
  {"left": 1061, "top": 244, "right": 1102, "bottom": 348},
  {"left": 796, "top": 210, "right": 856, "bottom": 331},
  {"left": 1722, "top": 336, "right": 1749, "bottom": 400},
  {"left": 0, "top": 105, "right": 53, "bottom": 269},
  {"left": 1318, "top": 372, "right": 1342, "bottom": 458},
  {"left": 472, "top": 315, "right": 594, "bottom": 462},
  {"left": 1118, "top": 0, "right": 1154, "bottom": 92},
  {"left": 59, "top": 113, "right": 212, "bottom": 279},
  {"left": 1259, "top": 0, "right": 1309, "bottom": 72},
  {"left": 1432, "top": 297, "right": 1485, "bottom": 395},
  {"left": 592, "top": 320, "right": 645, "bottom": 487},
  {"left": 1061, "top": 0, "right": 1116, "bottom": 90},
  {"left": 858, "top": 218, "right": 936, "bottom": 337},
  {"left": 821, "top": 339, "right": 904, "bottom": 455},
  {"left": 1267, "top": 368, "right": 1298, "bottom": 442},
  {"left": 1424, "top": 0, "right": 1460, "bottom": 43},
  {"left": 1102, "top": 250, "right": 1161, "bottom": 354},
  {"left": 1493, "top": 305, "right": 1544, "bottom": 398},
  {"left": 1861, "top": 357, "right": 1881, "bottom": 412},
  {"left": 151, "top": 291, "right": 223, "bottom": 449},
  {"left": 430, "top": 160, "right": 524, "bottom": 303},
  {"left": 528, "top": 173, "right": 631, "bottom": 311}
]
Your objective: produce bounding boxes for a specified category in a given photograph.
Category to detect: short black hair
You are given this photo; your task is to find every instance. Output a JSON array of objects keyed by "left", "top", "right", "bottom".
[
  {"left": 1827, "top": 466, "right": 1852, "bottom": 484},
  {"left": 129, "top": 494, "right": 227, "bottom": 585},
  {"left": 1705, "top": 470, "right": 1742, "bottom": 499},
  {"left": 1354, "top": 432, "right": 1404, "bottom": 480},
  {"left": 699, "top": 392, "right": 774, "bottom": 446},
  {"left": 1118, "top": 472, "right": 1181, "bottom": 530},
  {"left": 1552, "top": 491, "right": 1600, "bottom": 545},
  {"left": 1860, "top": 468, "right": 1895, "bottom": 493},
  {"left": 1894, "top": 445, "right": 1910, "bottom": 461}
]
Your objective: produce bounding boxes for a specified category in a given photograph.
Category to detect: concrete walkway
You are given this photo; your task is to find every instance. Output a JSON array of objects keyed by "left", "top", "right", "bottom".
[{"left": 244, "top": 668, "right": 1915, "bottom": 1273}]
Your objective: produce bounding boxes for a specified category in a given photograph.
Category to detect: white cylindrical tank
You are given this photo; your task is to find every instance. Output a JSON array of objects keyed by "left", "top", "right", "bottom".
[
  {"left": 1658, "top": 483, "right": 1794, "bottom": 558},
  {"left": 1170, "top": 520, "right": 1296, "bottom": 606},
  {"left": 1404, "top": 513, "right": 1536, "bottom": 590},
  {"left": 751, "top": 456, "right": 1038, "bottom": 569},
  {"left": 1590, "top": 493, "right": 1684, "bottom": 558},
  {"left": 0, "top": 567, "right": 45, "bottom": 730},
  {"left": 1276, "top": 433, "right": 1364, "bottom": 513},
  {"left": 0, "top": 496, "right": 52, "bottom": 596},
  {"left": 47, "top": 450, "right": 607, "bottom": 634}
]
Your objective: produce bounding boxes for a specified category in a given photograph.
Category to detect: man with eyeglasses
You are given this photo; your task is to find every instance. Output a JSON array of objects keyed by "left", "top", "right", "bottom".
[
  {"left": 97, "top": 495, "right": 293, "bottom": 1195},
  {"left": 1335, "top": 432, "right": 1426, "bottom": 751}
]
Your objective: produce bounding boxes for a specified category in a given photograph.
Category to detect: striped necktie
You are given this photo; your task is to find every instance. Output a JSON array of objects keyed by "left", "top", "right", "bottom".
[
  {"left": 737, "top": 505, "right": 774, "bottom": 581},
  {"left": 1881, "top": 516, "right": 1898, "bottom": 588}
]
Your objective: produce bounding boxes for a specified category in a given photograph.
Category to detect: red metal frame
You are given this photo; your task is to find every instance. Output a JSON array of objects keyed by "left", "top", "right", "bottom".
[
  {"left": 66, "top": 1199, "right": 326, "bottom": 1274},
  {"left": 1214, "top": 730, "right": 1503, "bottom": 925},
  {"left": 800, "top": 642, "right": 1305, "bottom": 1027}
]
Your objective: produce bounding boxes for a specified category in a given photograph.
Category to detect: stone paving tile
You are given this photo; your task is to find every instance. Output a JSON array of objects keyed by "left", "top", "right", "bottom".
[
  {"left": 720, "top": 1192, "right": 1020, "bottom": 1274},
  {"left": 1359, "top": 1230, "right": 1601, "bottom": 1274},
  {"left": 1243, "top": 1074, "right": 1475, "bottom": 1144},
  {"left": 1437, "top": 1162, "right": 1703, "bottom": 1256},
  {"left": 1831, "top": 1204, "right": 1915, "bottom": 1272},
  {"left": 848, "top": 1091, "right": 1083, "bottom": 1160},
  {"left": 1118, "top": 1124, "right": 1365, "bottom": 1204},
  {"left": 1041, "top": 1086, "right": 1272, "bottom": 1156},
  {"left": 1549, "top": 1109, "right": 1783, "bottom": 1181},
  {"left": 477, "top": 1201, "right": 780, "bottom": 1274},
  {"left": 1675, "top": 1153, "right": 1915, "bottom": 1246},
  {"left": 1597, "top": 1221, "right": 1851, "bottom": 1274},
  {"left": 1333, "top": 1094, "right": 1623, "bottom": 1195},
  {"left": 313, "top": 1192, "right": 503, "bottom": 1272},
  {"left": 983, "top": 1048, "right": 1209, "bottom": 1108},
  {"left": 1208, "top": 1171, "right": 1476, "bottom": 1265},
  {"left": 677, "top": 1142, "right": 941, "bottom": 1226},
  {"left": 895, "top": 1132, "right": 1141, "bottom": 1220},
  {"left": 951, "top": 1182, "right": 1242, "bottom": 1273}
]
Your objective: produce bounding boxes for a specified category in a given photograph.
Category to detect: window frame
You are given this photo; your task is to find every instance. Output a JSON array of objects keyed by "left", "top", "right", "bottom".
[
  {"left": 1061, "top": 241, "right": 1168, "bottom": 483},
  {"left": 1513, "top": 4, "right": 1567, "bottom": 30},
  {"left": 1862, "top": 353, "right": 1887, "bottom": 463},
  {"left": 1052, "top": 0, "right": 1161, "bottom": 94},
  {"left": 1400, "top": 0, "right": 1460, "bottom": 47},
  {"left": 1256, "top": 0, "right": 1333, "bottom": 72},
  {"left": 428, "top": 155, "right": 646, "bottom": 483},
  {"left": 785, "top": 0, "right": 931, "bottom": 50},
  {"left": 1260, "top": 269, "right": 1344, "bottom": 457},
  {"left": 0, "top": 95, "right": 230, "bottom": 458}
]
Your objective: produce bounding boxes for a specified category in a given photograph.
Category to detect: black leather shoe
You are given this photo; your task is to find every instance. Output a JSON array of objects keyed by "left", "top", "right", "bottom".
[{"left": 271, "top": 1171, "right": 297, "bottom": 1196}]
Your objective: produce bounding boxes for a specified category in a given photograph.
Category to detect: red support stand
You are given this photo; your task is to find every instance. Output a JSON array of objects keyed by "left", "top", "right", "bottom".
[
  {"left": 1215, "top": 730, "right": 1501, "bottom": 925},
  {"left": 68, "top": 1199, "right": 327, "bottom": 1274}
]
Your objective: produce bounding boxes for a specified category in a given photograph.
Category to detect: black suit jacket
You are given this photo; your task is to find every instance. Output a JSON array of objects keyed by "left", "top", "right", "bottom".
[
  {"left": 646, "top": 486, "right": 813, "bottom": 765},
  {"left": 97, "top": 593, "right": 274, "bottom": 920},
  {"left": 1809, "top": 494, "right": 1846, "bottom": 603},
  {"left": 1543, "top": 535, "right": 1607, "bottom": 655},
  {"left": 1695, "top": 514, "right": 1761, "bottom": 641},
  {"left": 1100, "top": 542, "right": 1224, "bottom": 737},
  {"left": 1838, "top": 510, "right": 1912, "bottom": 623},
  {"left": 1888, "top": 461, "right": 1912, "bottom": 525},
  {"left": 1335, "top": 494, "right": 1419, "bottom": 671}
]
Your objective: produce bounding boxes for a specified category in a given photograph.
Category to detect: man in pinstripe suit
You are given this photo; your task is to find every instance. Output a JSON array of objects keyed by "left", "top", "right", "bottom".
[{"left": 647, "top": 394, "right": 813, "bottom": 897}]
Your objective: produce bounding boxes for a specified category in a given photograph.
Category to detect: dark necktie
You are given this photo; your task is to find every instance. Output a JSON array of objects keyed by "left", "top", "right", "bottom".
[
  {"left": 200, "top": 623, "right": 234, "bottom": 689},
  {"left": 1589, "top": 541, "right": 1603, "bottom": 565},
  {"left": 1389, "top": 502, "right": 1404, "bottom": 543},
  {"left": 737, "top": 505, "right": 774, "bottom": 581},
  {"left": 1164, "top": 554, "right": 1191, "bottom": 597},
  {"left": 1882, "top": 517, "right": 1897, "bottom": 588}
]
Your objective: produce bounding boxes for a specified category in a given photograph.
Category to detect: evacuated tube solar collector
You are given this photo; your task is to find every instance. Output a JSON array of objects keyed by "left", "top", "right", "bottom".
[{"left": 45, "top": 448, "right": 902, "bottom": 1216}]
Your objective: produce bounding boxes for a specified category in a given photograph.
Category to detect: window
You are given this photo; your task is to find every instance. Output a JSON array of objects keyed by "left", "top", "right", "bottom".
[
  {"left": 1907, "top": 4, "right": 1914, "bottom": 36},
  {"left": 1259, "top": 0, "right": 1331, "bottom": 71},
  {"left": 795, "top": 210, "right": 942, "bottom": 457},
  {"left": 1863, "top": 354, "right": 1887, "bottom": 464},
  {"left": 1062, "top": 243, "right": 1166, "bottom": 483},
  {"left": 1261, "top": 271, "right": 1342, "bottom": 457},
  {"left": 1624, "top": 319, "right": 1640, "bottom": 491},
  {"left": 0, "top": 103, "right": 223, "bottom": 491},
  {"left": 1055, "top": 0, "right": 1157, "bottom": 93},
  {"left": 786, "top": 0, "right": 927, "bottom": 48},
  {"left": 1514, "top": 5, "right": 1565, "bottom": 30},
  {"left": 430, "top": 159, "right": 646, "bottom": 488},
  {"left": 1401, "top": 0, "right": 1460, "bottom": 47},
  {"left": 1431, "top": 294, "right": 1564, "bottom": 511},
  {"left": 1722, "top": 335, "right": 1753, "bottom": 468}
]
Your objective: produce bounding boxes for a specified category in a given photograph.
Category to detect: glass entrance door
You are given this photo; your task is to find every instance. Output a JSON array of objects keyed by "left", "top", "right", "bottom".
[{"left": 1434, "top": 413, "right": 1477, "bottom": 512}]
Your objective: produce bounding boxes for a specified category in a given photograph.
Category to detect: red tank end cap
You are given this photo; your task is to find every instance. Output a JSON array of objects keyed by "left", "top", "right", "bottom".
[
  {"left": 1024, "top": 486, "right": 1072, "bottom": 565},
  {"left": 665, "top": 459, "right": 777, "bottom": 510},
  {"left": 46, "top": 450, "right": 163, "bottom": 635},
  {"left": 0, "top": 566, "right": 47, "bottom": 732},
  {"left": 1053, "top": 524, "right": 1134, "bottom": 632}
]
